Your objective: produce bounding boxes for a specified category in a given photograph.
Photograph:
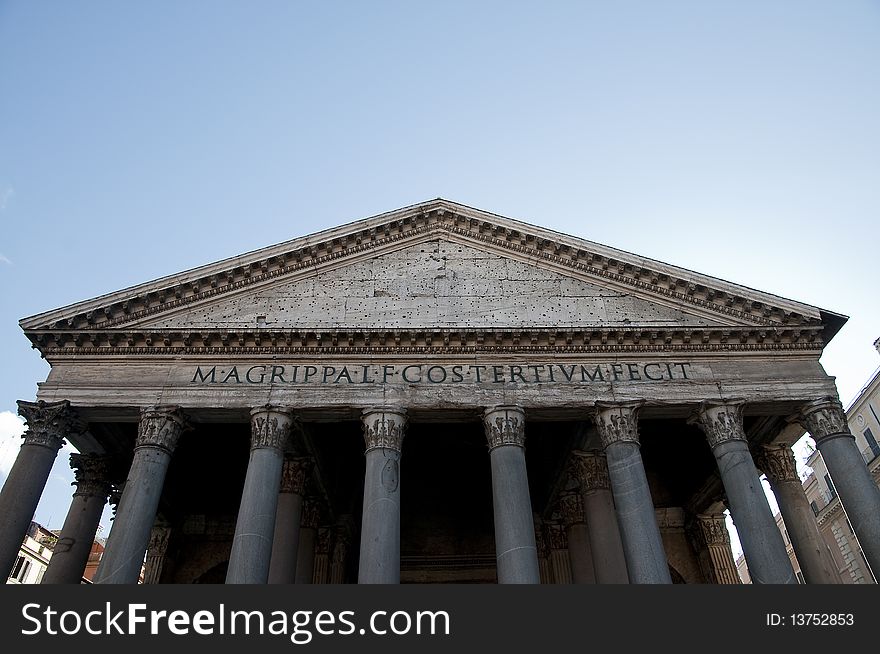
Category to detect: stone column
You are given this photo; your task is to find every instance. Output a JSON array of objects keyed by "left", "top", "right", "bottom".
[
  {"left": 95, "top": 406, "right": 188, "bottom": 584},
  {"left": 358, "top": 407, "right": 407, "bottom": 584},
  {"left": 754, "top": 444, "right": 841, "bottom": 583},
  {"left": 295, "top": 500, "right": 320, "bottom": 584},
  {"left": 483, "top": 405, "right": 540, "bottom": 584},
  {"left": 313, "top": 527, "right": 331, "bottom": 584},
  {"left": 558, "top": 492, "right": 596, "bottom": 583},
  {"left": 571, "top": 451, "right": 629, "bottom": 583},
  {"left": 268, "top": 457, "right": 311, "bottom": 584},
  {"left": 691, "top": 402, "right": 796, "bottom": 584},
  {"left": 0, "top": 400, "right": 79, "bottom": 579},
  {"left": 595, "top": 403, "right": 672, "bottom": 584},
  {"left": 330, "top": 523, "right": 351, "bottom": 584},
  {"left": 695, "top": 514, "right": 741, "bottom": 584},
  {"left": 41, "top": 454, "right": 112, "bottom": 584},
  {"left": 533, "top": 517, "right": 553, "bottom": 584},
  {"left": 142, "top": 522, "right": 171, "bottom": 584},
  {"left": 547, "top": 523, "right": 572, "bottom": 584},
  {"left": 798, "top": 397, "right": 880, "bottom": 576},
  {"left": 226, "top": 406, "right": 293, "bottom": 584}
]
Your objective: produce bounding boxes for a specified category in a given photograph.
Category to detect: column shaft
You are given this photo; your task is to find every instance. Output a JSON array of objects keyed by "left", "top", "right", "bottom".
[
  {"left": 0, "top": 400, "right": 75, "bottom": 579},
  {"left": 484, "top": 406, "right": 540, "bottom": 584},
  {"left": 268, "top": 458, "right": 310, "bottom": 584},
  {"left": 358, "top": 408, "right": 406, "bottom": 584},
  {"left": 42, "top": 454, "right": 111, "bottom": 584},
  {"left": 226, "top": 406, "right": 293, "bottom": 584},
  {"left": 268, "top": 493, "right": 303, "bottom": 584},
  {"left": 757, "top": 444, "right": 841, "bottom": 584},
  {"left": 358, "top": 447, "right": 402, "bottom": 583},
  {"left": 799, "top": 398, "right": 880, "bottom": 578},
  {"left": 558, "top": 492, "right": 595, "bottom": 584},
  {"left": 296, "top": 500, "right": 320, "bottom": 584},
  {"left": 693, "top": 403, "right": 796, "bottom": 584},
  {"left": 595, "top": 404, "right": 671, "bottom": 584},
  {"left": 296, "top": 528, "right": 317, "bottom": 584},
  {"left": 566, "top": 523, "right": 595, "bottom": 584},
  {"left": 572, "top": 452, "right": 629, "bottom": 583}
]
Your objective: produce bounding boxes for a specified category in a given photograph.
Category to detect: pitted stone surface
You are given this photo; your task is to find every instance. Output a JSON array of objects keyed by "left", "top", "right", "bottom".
[{"left": 142, "top": 240, "right": 722, "bottom": 329}]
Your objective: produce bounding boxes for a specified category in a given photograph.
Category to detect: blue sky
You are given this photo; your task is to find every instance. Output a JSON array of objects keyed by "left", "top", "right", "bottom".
[{"left": 1, "top": 2, "right": 878, "bottom": 555}]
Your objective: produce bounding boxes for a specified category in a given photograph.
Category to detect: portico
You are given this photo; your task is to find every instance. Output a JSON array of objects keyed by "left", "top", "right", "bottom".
[{"left": 3, "top": 199, "right": 875, "bottom": 584}]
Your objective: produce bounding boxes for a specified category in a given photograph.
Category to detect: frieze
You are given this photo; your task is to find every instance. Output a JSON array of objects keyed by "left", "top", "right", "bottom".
[
  {"left": 250, "top": 407, "right": 294, "bottom": 450},
  {"left": 483, "top": 406, "right": 526, "bottom": 449},
  {"left": 16, "top": 400, "right": 82, "bottom": 451},
  {"left": 796, "top": 398, "right": 849, "bottom": 443},
  {"left": 188, "top": 361, "right": 694, "bottom": 387},
  {"left": 690, "top": 402, "right": 747, "bottom": 449},
  {"left": 136, "top": 406, "right": 189, "bottom": 453},
  {"left": 362, "top": 408, "right": 407, "bottom": 452}
]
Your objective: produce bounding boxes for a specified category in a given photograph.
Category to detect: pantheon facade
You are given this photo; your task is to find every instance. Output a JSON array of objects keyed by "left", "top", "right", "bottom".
[{"left": 2, "top": 199, "right": 878, "bottom": 584}]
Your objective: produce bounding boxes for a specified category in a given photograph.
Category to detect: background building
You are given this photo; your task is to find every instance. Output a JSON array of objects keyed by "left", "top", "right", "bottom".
[{"left": 737, "top": 338, "right": 880, "bottom": 584}]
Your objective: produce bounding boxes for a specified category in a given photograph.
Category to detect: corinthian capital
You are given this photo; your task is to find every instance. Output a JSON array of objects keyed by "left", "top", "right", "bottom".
[
  {"left": 279, "top": 457, "right": 312, "bottom": 494},
  {"left": 796, "top": 398, "right": 849, "bottom": 444},
  {"left": 483, "top": 405, "right": 526, "bottom": 449},
  {"left": 697, "top": 514, "right": 731, "bottom": 547},
  {"left": 17, "top": 400, "right": 82, "bottom": 451},
  {"left": 361, "top": 408, "right": 407, "bottom": 452},
  {"left": 753, "top": 444, "right": 799, "bottom": 484},
  {"left": 302, "top": 499, "right": 322, "bottom": 529},
  {"left": 558, "top": 492, "right": 585, "bottom": 527},
  {"left": 137, "top": 406, "right": 189, "bottom": 453},
  {"left": 690, "top": 401, "right": 746, "bottom": 449},
  {"left": 570, "top": 451, "right": 610, "bottom": 492},
  {"left": 250, "top": 406, "right": 294, "bottom": 450},
  {"left": 594, "top": 402, "right": 642, "bottom": 448},
  {"left": 69, "top": 453, "right": 113, "bottom": 499}
]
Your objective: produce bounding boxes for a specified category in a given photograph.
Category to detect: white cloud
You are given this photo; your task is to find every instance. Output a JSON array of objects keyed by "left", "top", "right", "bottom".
[
  {"left": 0, "top": 411, "right": 27, "bottom": 478},
  {"left": 0, "top": 254, "right": 12, "bottom": 266},
  {"left": 0, "top": 184, "right": 14, "bottom": 211}
]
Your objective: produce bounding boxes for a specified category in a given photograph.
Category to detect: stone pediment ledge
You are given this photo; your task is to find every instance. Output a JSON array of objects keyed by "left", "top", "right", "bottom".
[
  {"left": 20, "top": 199, "right": 846, "bottom": 357},
  {"left": 24, "top": 325, "right": 828, "bottom": 357}
]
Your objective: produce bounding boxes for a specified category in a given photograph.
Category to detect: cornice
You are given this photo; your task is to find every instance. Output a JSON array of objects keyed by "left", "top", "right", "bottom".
[
  {"left": 27, "top": 326, "right": 826, "bottom": 357},
  {"left": 21, "top": 202, "right": 830, "bottom": 344}
]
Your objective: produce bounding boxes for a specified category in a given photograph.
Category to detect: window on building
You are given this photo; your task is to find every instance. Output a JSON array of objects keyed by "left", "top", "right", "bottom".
[
  {"left": 11, "top": 556, "right": 31, "bottom": 583},
  {"left": 864, "top": 428, "right": 880, "bottom": 459},
  {"left": 810, "top": 501, "right": 819, "bottom": 516},
  {"left": 824, "top": 474, "right": 837, "bottom": 500}
]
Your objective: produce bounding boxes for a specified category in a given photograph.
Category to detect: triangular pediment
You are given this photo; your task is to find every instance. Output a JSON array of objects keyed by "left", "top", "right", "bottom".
[
  {"left": 129, "top": 239, "right": 731, "bottom": 330},
  {"left": 21, "top": 199, "right": 843, "bottom": 354}
]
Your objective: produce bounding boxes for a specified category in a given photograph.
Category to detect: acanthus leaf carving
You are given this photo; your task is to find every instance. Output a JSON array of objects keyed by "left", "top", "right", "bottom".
[
  {"left": 690, "top": 402, "right": 746, "bottom": 449},
  {"left": 250, "top": 406, "right": 294, "bottom": 450},
  {"left": 361, "top": 408, "right": 407, "bottom": 452},
  {"left": 483, "top": 406, "right": 526, "bottom": 449},
  {"left": 136, "top": 406, "right": 189, "bottom": 453},
  {"left": 797, "top": 398, "right": 849, "bottom": 443},
  {"left": 16, "top": 400, "right": 82, "bottom": 451},
  {"left": 594, "top": 403, "right": 642, "bottom": 448}
]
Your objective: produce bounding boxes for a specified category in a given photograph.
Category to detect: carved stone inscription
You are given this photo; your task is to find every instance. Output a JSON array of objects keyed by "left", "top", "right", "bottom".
[{"left": 190, "top": 361, "right": 693, "bottom": 386}]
